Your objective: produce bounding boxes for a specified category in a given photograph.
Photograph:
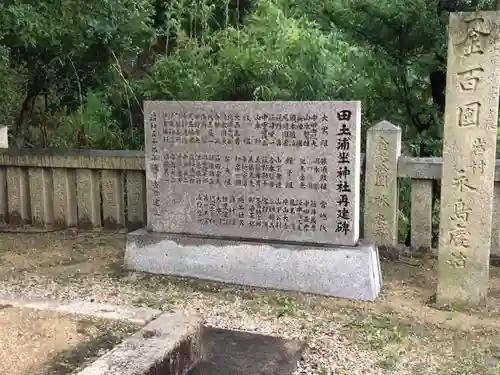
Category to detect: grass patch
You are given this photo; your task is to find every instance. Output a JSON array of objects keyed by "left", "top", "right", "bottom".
[{"left": 342, "top": 313, "right": 410, "bottom": 350}]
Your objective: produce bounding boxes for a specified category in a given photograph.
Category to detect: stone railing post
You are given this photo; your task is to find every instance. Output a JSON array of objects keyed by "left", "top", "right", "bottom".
[
  {"left": 364, "top": 121, "right": 401, "bottom": 246},
  {"left": 0, "top": 126, "right": 7, "bottom": 224}
]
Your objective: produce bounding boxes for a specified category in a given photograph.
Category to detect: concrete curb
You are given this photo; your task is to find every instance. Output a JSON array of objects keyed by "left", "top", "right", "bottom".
[
  {"left": 76, "top": 311, "right": 203, "bottom": 375},
  {"left": 0, "top": 295, "right": 162, "bottom": 325}
]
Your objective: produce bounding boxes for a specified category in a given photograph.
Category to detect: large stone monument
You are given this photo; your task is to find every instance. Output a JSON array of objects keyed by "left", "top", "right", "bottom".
[
  {"left": 438, "top": 11, "right": 500, "bottom": 306},
  {"left": 125, "top": 101, "right": 382, "bottom": 300}
]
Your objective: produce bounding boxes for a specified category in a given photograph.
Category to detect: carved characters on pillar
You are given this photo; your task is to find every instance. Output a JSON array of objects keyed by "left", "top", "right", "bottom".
[
  {"left": 374, "top": 137, "right": 389, "bottom": 187},
  {"left": 370, "top": 134, "right": 392, "bottom": 243},
  {"left": 373, "top": 213, "right": 389, "bottom": 244},
  {"left": 443, "top": 15, "right": 495, "bottom": 268},
  {"left": 148, "top": 111, "right": 161, "bottom": 217},
  {"left": 470, "top": 137, "right": 487, "bottom": 175},
  {"left": 334, "top": 109, "right": 353, "bottom": 236},
  {"left": 457, "top": 67, "right": 484, "bottom": 92},
  {"left": 457, "top": 16, "right": 491, "bottom": 56},
  {"left": 447, "top": 169, "right": 477, "bottom": 268},
  {"left": 458, "top": 102, "right": 481, "bottom": 127}
]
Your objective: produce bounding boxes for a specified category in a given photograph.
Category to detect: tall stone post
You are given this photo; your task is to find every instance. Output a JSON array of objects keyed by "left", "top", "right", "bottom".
[
  {"left": 437, "top": 11, "right": 500, "bottom": 306},
  {"left": 364, "top": 121, "right": 401, "bottom": 247}
]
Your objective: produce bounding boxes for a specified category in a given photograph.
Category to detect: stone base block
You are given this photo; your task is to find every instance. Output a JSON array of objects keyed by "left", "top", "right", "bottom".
[{"left": 125, "top": 229, "right": 382, "bottom": 301}]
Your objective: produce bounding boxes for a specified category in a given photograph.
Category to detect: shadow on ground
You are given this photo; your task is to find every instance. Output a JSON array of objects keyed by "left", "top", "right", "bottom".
[
  {"left": 37, "top": 319, "right": 136, "bottom": 375},
  {"left": 189, "top": 327, "right": 305, "bottom": 375}
]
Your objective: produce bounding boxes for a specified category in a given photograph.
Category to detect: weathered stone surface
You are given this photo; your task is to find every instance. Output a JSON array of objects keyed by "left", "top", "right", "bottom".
[
  {"left": 411, "top": 179, "right": 433, "bottom": 249},
  {"left": 363, "top": 121, "right": 401, "bottom": 246},
  {"left": 438, "top": 11, "right": 500, "bottom": 306},
  {"left": 188, "top": 327, "right": 305, "bottom": 375},
  {"left": 0, "top": 126, "right": 8, "bottom": 224},
  {"left": 6, "top": 166, "right": 30, "bottom": 225},
  {"left": 144, "top": 101, "right": 361, "bottom": 246},
  {"left": 0, "top": 125, "right": 8, "bottom": 148},
  {"left": 125, "top": 229, "right": 382, "bottom": 301},
  {"left": 52, "top": 168, "right": 78, "bottom": 227},
  {"left": 76, "top": 169, "right": 101, "bottom": 229},
  {"left": 0, "top": 168, "right": 6, "bottom": 225},
  {"left": 28, "top": 167, "right": 54, "bottom": 227},
  {"left": 126, "top": 171, "right": 146, "bottom": 229},
  {"left": 0, "top": 295, "right": 162, "bottom": 326},
  {"left": 0, "top": 148, "right": 144, "bottom": 170},
  {"left": 76, "top": 311, "right": 203, "bottom": 375},
  {"left": 491, "top": 182, "right": 500, "bottom": 255},
  {"left": 102, "top": 170, "right": 125, "bottom": 229}
]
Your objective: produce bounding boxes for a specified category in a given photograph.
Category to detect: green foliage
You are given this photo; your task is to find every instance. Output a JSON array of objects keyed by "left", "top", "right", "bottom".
[
  {"left": 48, "top": 92, "right": 129, "bottom": 149},
  {"left": 0, "top": 0, "right": 154, "bottom": 145}
]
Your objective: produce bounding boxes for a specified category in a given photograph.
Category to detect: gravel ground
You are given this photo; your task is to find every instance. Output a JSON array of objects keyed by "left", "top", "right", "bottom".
[
  {"left": 1, "top": 230, "right": 500, "bottom": 375},
  {"left": 0, "top": 306, "right": 135, "bottom": 375}
]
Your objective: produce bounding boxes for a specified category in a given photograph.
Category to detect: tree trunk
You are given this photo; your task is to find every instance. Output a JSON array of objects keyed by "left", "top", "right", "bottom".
[
  {"left": 15, "top": 87, "right": 39, "bottom": 148},
  {"left": 404, "top": 63, "right": 445, "bottom": 247}
]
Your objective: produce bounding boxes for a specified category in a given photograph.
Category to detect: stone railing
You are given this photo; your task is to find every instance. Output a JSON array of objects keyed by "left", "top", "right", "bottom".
[{"left": 0, "top": 147, "right": 146, "bottom": 230}]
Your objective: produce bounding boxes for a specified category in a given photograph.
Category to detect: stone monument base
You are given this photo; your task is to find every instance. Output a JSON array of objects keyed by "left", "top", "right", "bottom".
[{"left": 124, "top": 229, "right": 382, "bottom": 301}]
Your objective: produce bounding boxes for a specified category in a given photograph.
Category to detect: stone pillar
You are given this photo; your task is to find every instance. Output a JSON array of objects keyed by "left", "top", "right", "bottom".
[
  {"left": 437, "top": 11, "right": 500, "bottom": 306},
  {"left": 411, "top": 179, "right": 433, "bottom": 250},
  {"left": 491, "top": 181, "right": 500, "bottom": 256},
  {"left": 0, "top": 126, "right": 8, "bottom": 224},
  {"left": 52, "top": 168, "right": 77, "bottom": 227},
  {"left": 102, "top": 170, "right": 125, "bottom": 229},
  {"left": 126, "top": 170, "right": 146, "bottom": 229},
  {"left": 364, "top": 121, "right": 401, "bottom": 246},
  {"left": 0, "top": 125, "right": 8, "bottom": 148},
  {"left": 28, "top": 167, "right": 54, "bottom": 227},
  {"left": 76, "top": 169, "right": 101, "bottom": 229}
]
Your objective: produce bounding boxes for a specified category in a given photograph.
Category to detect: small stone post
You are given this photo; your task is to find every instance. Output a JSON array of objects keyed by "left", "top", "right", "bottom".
[
  {"left": 364, "top": 121, "right": 401, "bottom": 246},
  {"left": 0, "top": 126, "right": 7, "bottom": 224},
  {"left": 0, "top": 125, "right": 8, "bottom": 148},
  {"left": 437, "top": 11, "right": 500, "bottom": 306}
]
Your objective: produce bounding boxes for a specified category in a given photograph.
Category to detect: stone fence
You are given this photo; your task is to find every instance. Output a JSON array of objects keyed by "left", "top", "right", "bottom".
[
  {"left": 0, "top": 147, "right": 145, "bottom": 229},
  {"left": 1, "top": 121, "right": 499, "bottom": 253}
]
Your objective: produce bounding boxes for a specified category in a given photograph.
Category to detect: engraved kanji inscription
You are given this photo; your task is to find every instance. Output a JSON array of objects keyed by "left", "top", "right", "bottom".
[
  {"left": 469, "top": 159, "right": 486, "bottom": 174},
  {"left": 457, "top": 67, "right": 484, "bottom": 91},
  {"left": 452, "top": 169, "right": 477, "bottom": 192},
  {"left": 145, "top": 101, "right": 361, "bottom": 246},
  {"left": 459, "top": 102, "right": 481, "bottom": 127},
  {"left": 375, "top": 163, "right": 389, "bottom": 187},
  {"left": 376, "top": 137, "right": 389, "bottom": 160},
  {"left": 373, "top": 194, "right": 390, "bottom": 208},
  {"left": 449, "top": 223, "right": 471, "bottom": 248},
  {"left": 472, "top": 137, "right": 487, "bottom": 155},
  {"left": 451, "top": 199, "right": 472, "bottom": 222},
  {"left": 458, "top": 16, "right": 491, "bottom": 56},
  {"left": 337, "top": 110, "right": 352, "bottom": 121},
  {"left": 447, "top": 251, "right": 468, "bottom": 268},
  {"left": 373, "top": 213, "right": 388, "bottom": 241}
]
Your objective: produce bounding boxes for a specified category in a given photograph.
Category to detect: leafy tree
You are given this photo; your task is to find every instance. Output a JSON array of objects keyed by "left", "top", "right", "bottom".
[{"left": 0, "top": 0, "right": 154, "bottom": 146}]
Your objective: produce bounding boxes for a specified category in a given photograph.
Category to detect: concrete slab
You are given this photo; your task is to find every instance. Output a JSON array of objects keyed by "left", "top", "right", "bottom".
[
  {"left": 76, "top": 311, "right": 203, "bottom": 375},
  {"left": 188, "top": 327, "right": 305, "bottom": 375},
  {"left": 125, "top": 229, "right": 383, "bottom": 301},
  {"left": 0, "top": 295, "right": 161, "bottom": 325}
]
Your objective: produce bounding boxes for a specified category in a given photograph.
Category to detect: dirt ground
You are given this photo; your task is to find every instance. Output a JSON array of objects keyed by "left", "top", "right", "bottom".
[
  {"left": 1, "top": 229, "right": 500, "bottom": 374},
  {"left": 0, "top": 304, "right": 136, "bottom": 375}
]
